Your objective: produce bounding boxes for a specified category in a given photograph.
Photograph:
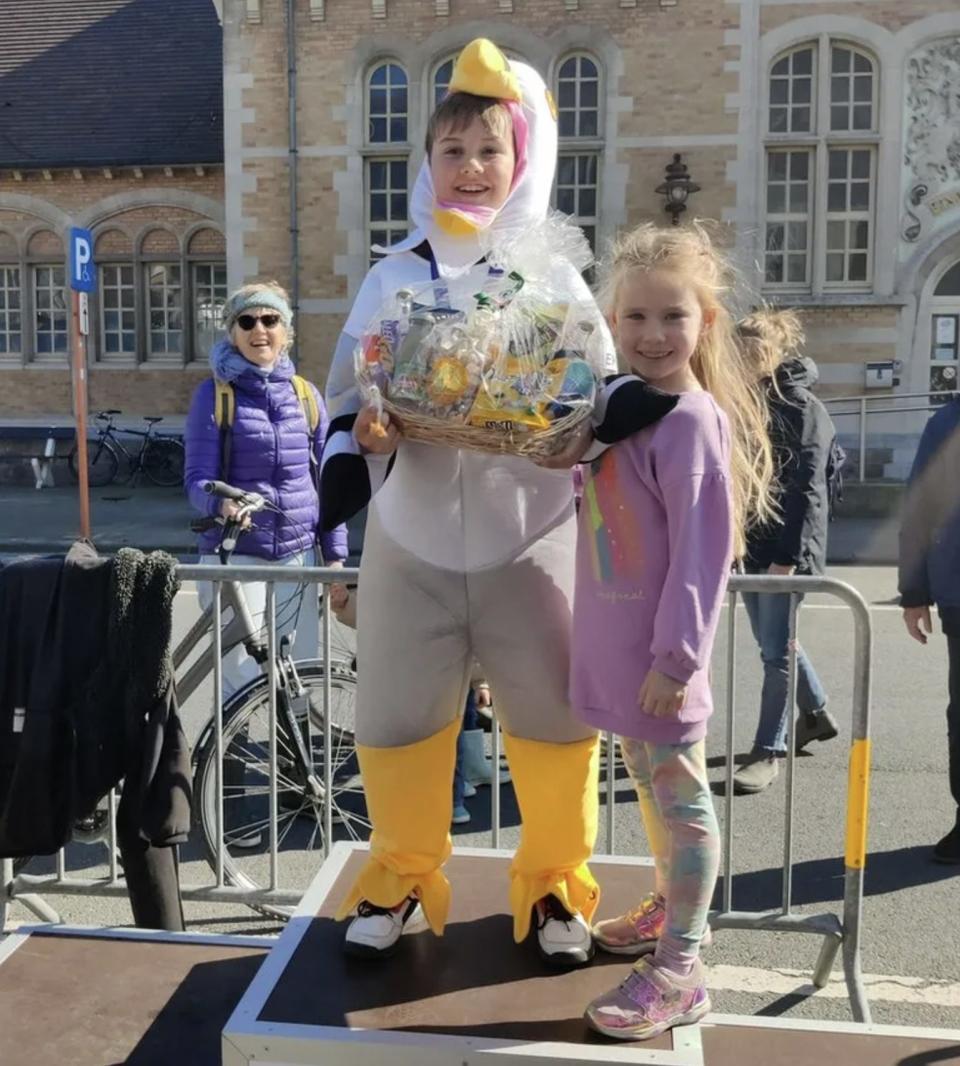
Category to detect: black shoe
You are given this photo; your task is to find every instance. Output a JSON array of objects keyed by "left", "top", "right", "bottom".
[
  {"left": 932, "top": 824, "right": 960, "bottom": 864},
  {"left": 795, "top": 709, "right": 839, "bottom": 752},
  {"left": 531, "top": 894, "right": 595, "bottom": 968}
]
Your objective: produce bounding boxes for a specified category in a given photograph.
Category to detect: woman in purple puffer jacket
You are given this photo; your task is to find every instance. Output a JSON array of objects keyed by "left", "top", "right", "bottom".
[{"left": 184, "top": 280, "right": 348, "bottom": 701}]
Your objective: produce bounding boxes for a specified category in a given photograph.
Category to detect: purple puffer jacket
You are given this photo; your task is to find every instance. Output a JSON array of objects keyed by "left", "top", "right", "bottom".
[{"left": 184, "top": 359, "right": 348, "bottom": 562}]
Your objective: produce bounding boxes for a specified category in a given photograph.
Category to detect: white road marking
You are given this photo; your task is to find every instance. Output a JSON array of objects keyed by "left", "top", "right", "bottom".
[{"left": 707, "top": 963, "right": 960, "bottom": 1007}]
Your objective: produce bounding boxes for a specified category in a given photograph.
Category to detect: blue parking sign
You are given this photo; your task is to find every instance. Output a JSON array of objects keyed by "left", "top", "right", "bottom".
[{"left": 69, "top": 227, "right": 96, "bottom": 293}]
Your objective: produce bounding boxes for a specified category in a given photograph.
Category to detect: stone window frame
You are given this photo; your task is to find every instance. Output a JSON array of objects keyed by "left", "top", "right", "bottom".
[{"left": 762, "top": 37, "right": 880, "bottom": 296}]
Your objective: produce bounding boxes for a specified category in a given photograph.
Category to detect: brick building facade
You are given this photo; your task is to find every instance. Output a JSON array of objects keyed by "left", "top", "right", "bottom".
[
  {"left": 0, "top": 0, "right": 224, "bottom": 418},
  {"left": 4, "top": 0, "right": 960, "bottom": 459}
]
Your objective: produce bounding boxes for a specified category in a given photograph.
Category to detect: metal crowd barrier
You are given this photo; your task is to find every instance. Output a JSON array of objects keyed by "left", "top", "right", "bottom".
[{"left": 1, "top": 568, "right": 872, "bottom": 1023}]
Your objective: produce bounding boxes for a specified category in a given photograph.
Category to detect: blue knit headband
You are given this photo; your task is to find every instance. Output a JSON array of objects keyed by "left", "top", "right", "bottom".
[{"left": 223, "top": 289, "right": 292, "bottom": 330}]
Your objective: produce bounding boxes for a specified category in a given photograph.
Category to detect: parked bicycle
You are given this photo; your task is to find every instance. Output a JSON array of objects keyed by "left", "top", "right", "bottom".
[
  {"left": 175, "top": 480, "right": 364, "bottom": 919},
  {"left": 68, "top": 410, "right": 185, "bottom": 488}
]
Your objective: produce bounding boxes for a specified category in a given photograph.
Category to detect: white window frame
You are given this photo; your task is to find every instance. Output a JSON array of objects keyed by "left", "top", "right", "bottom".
[
  {"left": 763, "top": 36, "right": 879, "bottom": 295},
  {"left": 556, "top": 52, "right": 600, "bottom": 140},
  {"left": 32, "top": 263, "right": 68, "bottom": 365},
  {"left": 144, "top": 261, "right": 184, "bottom": 363},
  {"left": 553, "top": 52, "right": 603, "bottom": 260},
  {"left": 0, "top": 266, "right": 22, "bottom": 363},
  {"left": 367, "top": 61, "right": 409, "bottom": 146},
  {"left": 191, "top": 261, "right": 228, "bottom": 362},
  {"left": 764, "top": 148, "right": 813, "bottom": 288},
  {"left": 432, "top": 55, "right": 455, "bottom": 108},
  {"left": 365, "top": 157, "right": 409, "bottom": 264},
  {"left": 363, "top": 60, "right": 410, "bottom": 260},
  {"left": 823, "top": 144, "right": 875, "bottom": 287},
  {"left": 99, "top": 262, "right": 137, "bottom": 363}
]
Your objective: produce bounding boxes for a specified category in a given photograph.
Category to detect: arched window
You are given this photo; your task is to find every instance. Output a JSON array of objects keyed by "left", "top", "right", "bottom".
[
  {"left": 27, "top": 229, "right": 67, "bottom": 365},
  {"left": 930, "top": 261, "right": 960, "bottom": 399},
  {"left": 553, "top": 53, "right": 603, "bottom": 257},
  {"left": 0, "top": 231, "right": 21, "bottom": 365},
  {"left": 433, "top": 57, "right": 454, "bottom": 106},
  {"left": 96, "top": 229, "right": 136, "bottom": 364},
  {"left": 188, "top": 228, "right": 227, "bottom": 359},
  {"left": 763, "top": 40, "right": 878, "bottom": 292},
  {"left": 367, "top": 62, "right": 408, "bottom": 144},
  {"left": 364, "top": 60, "right": 409, "bottom": 261},
  {"left": 934, "top": 261, "right": 960, "bottom": 298},
  {"left": 140, "top": 228, "right": 183, "bottom": 364}
]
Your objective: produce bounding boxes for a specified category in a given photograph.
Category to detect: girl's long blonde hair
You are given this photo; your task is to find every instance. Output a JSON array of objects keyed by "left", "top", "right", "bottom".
[
  {"left": 736, "top": 305, "right": 804, "bottom": 392},
  {"left": 599, "top": 222, "right": 775, "bottom": 556}
]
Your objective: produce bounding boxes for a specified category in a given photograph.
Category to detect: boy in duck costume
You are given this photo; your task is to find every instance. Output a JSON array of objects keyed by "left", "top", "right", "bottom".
[{"left": 321, "top": 39, "right": 673, "bottom": 964}]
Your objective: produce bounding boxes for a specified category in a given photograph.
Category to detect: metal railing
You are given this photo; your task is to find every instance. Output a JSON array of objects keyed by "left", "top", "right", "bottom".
[
  {"left": 1, "top": 568, "right": 873, "bottom": 1022},
  {"left": 823, "top": 389, "right": 958, "bottom": 482}
]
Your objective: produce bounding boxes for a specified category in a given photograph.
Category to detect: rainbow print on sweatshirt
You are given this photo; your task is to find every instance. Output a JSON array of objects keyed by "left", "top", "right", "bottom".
[{"left": 584, "top": 448, "right": 645, "bottom": 583}]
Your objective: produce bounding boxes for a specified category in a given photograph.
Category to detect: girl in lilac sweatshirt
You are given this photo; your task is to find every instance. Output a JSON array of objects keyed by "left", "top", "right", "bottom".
[{"left": 573, "top": 225, "right": 774, "bottom": 1042}]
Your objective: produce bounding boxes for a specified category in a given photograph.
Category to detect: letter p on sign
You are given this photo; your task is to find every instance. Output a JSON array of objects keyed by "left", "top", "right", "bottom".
[{"left": 70, "top": 227, "right": 97, "bottom": 293}]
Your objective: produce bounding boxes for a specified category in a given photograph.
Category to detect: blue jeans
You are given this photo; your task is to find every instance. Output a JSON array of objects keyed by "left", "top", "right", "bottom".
[
  {"left": 453, "top": 688, "right": 480, "bottom": 809},
  {"left": 741, "top": 588, "right": 828, "bottom": 754}
]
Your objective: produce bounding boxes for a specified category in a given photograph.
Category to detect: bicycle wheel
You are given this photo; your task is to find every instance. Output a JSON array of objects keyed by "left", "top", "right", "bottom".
[
  {"left": 142, "top": 438, "right": 185, "bottom": 487},
  {"left": 191, "top": 660, "right": 366, "bottom": 920},
  {"left": 68, "top": 436, "right": 119, "bottom": 487}
]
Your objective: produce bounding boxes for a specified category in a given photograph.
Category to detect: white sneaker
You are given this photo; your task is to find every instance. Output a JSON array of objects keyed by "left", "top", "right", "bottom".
[
  {"left": 533, "top": 895, "right": 595, "bottom": 968},
  {"left": 343, "top": 897, "right": 426, "bottom": 959}
]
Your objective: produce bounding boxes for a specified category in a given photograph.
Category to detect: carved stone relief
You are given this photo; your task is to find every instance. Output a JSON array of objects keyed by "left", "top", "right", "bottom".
[{"left": 901, "top": 37, "right": 960, "bottom": 243}]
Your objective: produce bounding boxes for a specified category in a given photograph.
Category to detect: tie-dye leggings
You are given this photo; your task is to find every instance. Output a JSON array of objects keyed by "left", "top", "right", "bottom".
[{"left": 619, "top": 737, "right": 720, "bottom": 977}]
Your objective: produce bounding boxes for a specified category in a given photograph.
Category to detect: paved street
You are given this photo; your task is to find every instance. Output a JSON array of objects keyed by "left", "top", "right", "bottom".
[
  {"left": 9, "top": 562, "right": 960, "bottom": 1031},
  {"left": 2, "top": 482, "right": 959, "bottom": 1034}
]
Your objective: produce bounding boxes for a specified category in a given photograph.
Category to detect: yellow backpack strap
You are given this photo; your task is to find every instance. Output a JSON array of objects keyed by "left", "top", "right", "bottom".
[
  {"left": 213, "top": 378, "right": 235, "bottom": 481},
  {"left": 292, "top": 374, "right": 320, "bottom": 433}
]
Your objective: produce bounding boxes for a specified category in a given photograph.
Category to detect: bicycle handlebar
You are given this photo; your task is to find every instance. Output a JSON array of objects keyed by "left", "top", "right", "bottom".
[{"left": 203, "top": 480, "right": 247, "bottom": 501}]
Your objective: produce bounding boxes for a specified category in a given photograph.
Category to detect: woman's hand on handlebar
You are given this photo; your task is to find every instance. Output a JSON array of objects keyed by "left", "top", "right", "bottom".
[
  {"left": 354, "top": 405, "right": 399, "bottom": 455},
  {"left": 220, "top": 498, "right": 253, "bottom": 527}
]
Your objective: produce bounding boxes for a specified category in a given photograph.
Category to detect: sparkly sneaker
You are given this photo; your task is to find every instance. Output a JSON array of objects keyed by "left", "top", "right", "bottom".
[
  {"left": 585, "top": 957, "right": 711, "bottom": 1041},
  {"left": 592, "top": 893, "right": 712, "bottom": 956}
]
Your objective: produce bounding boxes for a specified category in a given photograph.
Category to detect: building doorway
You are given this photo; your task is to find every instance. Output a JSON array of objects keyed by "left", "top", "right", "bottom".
[{"left": 928, "top": 258, "right": 960, "bottom": 402}]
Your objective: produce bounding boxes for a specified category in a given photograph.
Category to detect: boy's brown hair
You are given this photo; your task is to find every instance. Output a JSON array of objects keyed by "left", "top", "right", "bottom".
[{"left": 425, "top": 92, "right": 513, "bottom": 156}]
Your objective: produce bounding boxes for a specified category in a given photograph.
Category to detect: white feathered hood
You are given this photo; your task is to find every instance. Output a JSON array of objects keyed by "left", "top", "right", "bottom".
[{"left": 375, "top": 38, "right": 559, "bottom": 277}]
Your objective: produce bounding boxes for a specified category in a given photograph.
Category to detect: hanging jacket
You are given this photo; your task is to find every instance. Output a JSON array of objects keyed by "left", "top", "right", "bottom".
[
  {"left": 898, "top": 398, "right": 960, "bottom": 611},
  {"left": 745, "top": 356, "right": 835, "bottom": 575},
  {"left": 184, "top": 356, "right": 348, "bottom": 562},
  {"left": 0, "top": 542, "right": 191, "bottom": 857}
]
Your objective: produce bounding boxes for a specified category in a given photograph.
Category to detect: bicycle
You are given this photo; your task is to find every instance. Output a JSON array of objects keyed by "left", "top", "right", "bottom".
[
  {"left": 68, "top": 409, "right": 185, "bottom": 488},
  {"left": 175, "top": 481, "right": 366, "bottom": 919}
]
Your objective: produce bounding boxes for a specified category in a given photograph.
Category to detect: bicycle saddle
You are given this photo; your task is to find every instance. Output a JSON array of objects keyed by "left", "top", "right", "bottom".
[
  {"left": 144, "top": 416, "right": 164, "bottom": 423},
  {"left": 100, "top": 409, "right": 121, "bottom": 416}
]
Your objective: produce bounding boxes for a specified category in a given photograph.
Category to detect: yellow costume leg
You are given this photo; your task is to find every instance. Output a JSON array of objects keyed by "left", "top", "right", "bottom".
[
  {"left": 502, "top": 732, "right": 601, "bottom": 942},
  {"left": 334, "top": 718, "right": 460, "bottom": 935}
]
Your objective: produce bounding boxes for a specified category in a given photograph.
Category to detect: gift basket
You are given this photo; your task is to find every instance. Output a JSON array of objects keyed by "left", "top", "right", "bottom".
[{"left": 355, "top": 218, "right": 607, "bottom": 459}]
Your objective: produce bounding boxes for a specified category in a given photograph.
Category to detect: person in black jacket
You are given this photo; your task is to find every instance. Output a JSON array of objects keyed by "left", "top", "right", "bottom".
[
  {"left": 732, "top": 309, "right": 840, "bottom": 795},
  {"left": 898, "top": 396, "right": 960, "bottom": 862}
]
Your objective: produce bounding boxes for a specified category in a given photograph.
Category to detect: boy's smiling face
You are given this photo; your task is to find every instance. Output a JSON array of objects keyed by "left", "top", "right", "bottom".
[{"left": 429, "top": 112, "right": 515, "bottom": 211}]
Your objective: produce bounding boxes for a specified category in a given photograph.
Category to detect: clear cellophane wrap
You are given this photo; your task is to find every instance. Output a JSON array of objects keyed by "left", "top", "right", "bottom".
[{"left": 355, "top": 215, "right": 606, "bottom": 458}]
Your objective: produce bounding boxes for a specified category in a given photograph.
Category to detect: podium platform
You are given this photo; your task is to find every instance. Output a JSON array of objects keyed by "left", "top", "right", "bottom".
[
  {"left": 0, "top": 926, "right": 271, "bottom": 1066},
  {"left": 221, "top": 843, "right": 960, "bottom": 1066}
]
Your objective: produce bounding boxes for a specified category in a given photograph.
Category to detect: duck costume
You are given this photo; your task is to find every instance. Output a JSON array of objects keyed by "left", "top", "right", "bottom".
[{"left": 321, "top": 39, "right": 675, "bottom": 964}]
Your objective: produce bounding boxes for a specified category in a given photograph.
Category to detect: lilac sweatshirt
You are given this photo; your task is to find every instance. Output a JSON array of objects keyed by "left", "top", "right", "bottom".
[{"left": 571, "top": 391, "right": 733, "bottom": 744}]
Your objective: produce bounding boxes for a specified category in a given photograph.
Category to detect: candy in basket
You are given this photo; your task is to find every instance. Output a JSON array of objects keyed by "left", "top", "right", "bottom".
[{"left": 355, "top": 271, "right": 605, "bottom": 458}]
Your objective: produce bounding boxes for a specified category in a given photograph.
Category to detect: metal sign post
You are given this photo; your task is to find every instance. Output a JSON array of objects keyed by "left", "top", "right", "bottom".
[{"left": 69, "top": 227, "right": 96, "bottom": 540}]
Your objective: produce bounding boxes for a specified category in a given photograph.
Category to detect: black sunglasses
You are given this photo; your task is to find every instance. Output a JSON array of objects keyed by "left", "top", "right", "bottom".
[{"left": 236, "top": 312, "right": 283, "bottom": 331}]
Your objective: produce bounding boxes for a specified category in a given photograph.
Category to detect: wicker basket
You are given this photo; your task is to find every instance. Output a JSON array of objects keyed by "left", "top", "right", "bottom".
[{"left": 382, "top": 395, "right": 591, "bottom": 459}]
